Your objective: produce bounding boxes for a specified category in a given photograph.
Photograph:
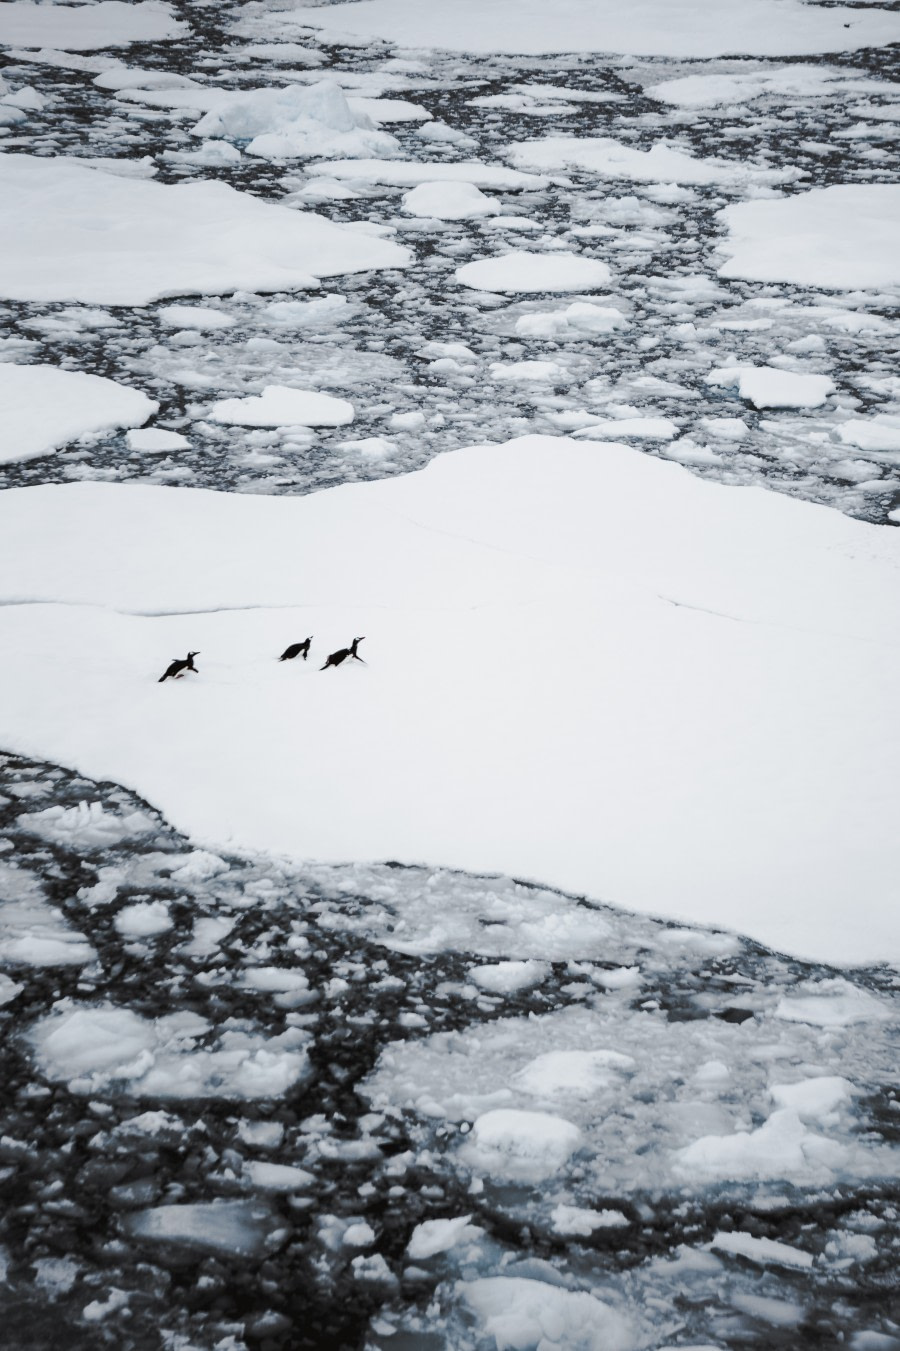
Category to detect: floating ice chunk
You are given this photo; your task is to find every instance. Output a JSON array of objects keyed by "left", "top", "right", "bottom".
[
  {"left": 0, "top": 974, "right": 23, "bottom": 1005},
  {"left": 264, "top": 295, "right": 349, "bottom": 326},
  {"left": 19, "top": 800, "right": 156, "bottom": 847},
  {"left": 0, "top": 156, "right": 409, "bottom": 306},
  {"left": 701, "top": 416, "right": 749, "bottom": 440},
  {"left": 592, "top": 966, "right": 640, "bottom": 990},
  {"left": 576, "top": 417, "right": 677, "bottom": 440},
  {"left": 407, "top": 1213, "right": 484, "bottom": 1259},
  {"left": 489, "top": 360, "right": 565, "bottom": 382},
  {"left": 31, "top": 1003, "right": 312, "bottom": 1100},
  {"left": 114, "top": 901, "right": 173, "bottom": 938},
  {"left": 516, "top": 302, "right": 627, "bottom": 337},
  {"left": 512, "top": 1049, "right": 635, "bottom": 1098},
  {"left": 672, "top": 1108, "right": 847, "bottom": 1183},
  {"left": 126, "top": 428, "right": 190, "bottom": 453},
  {"left": 774, "top": 979, "right": 891, "bottom": 1027},
  {"left": 93, "top": 66, "right": 199, "bottom": 91},
  {"left": 243, "top": 1160, "right": 315, "bottom": 1190},
  {"left": 461, "top": 1108, "right": 581, "bottom": 1181},
  {"left": 459, "top": 1277, "right": 636, "bottom": 1351},
  {"left": 550, "top": 1204, "right": 629, "bottom": 1235},
  {"left": 192, "top": 80, "right": 399, "bottom": 161},
  {"left": 718, "top": 186, "right": 900, "bottom": 290},
  {"left": 838, "top": 415, "right": 900, "bottom": 452},
  {"left": 124, "top": 1200, "right": 275, "bottom": 1257},
  {"left": 210, "top": 385, "right": 354, "bottom": 428},
  {"left": 469, "top": 959, "right": 550, "bottom": 993},
  {"left": 343, "top": 1222, "right": 376, "bottom": 1246},
  {"left": 305, "top": 159, "right": 548, "bottom": 190},
  {"left": 401, "top": 180, "right": 501, "bottom": 219},
  {"left": 711, "top": 1230, "right": 814, "bottom": 1270},
  {"left": 158, "top": 305, "right": 236, "bottom": 331},
  {"left": 706, "top": 365, "right": 835, "bottom": 409},
  {"left": 769, "top": 1076, "right": 854, "bottom": 1121},
  {"left": 457, "top": 251, "right": 612, "bottom": 294},
  {"left": 416, "top": 120, "right": 476, "bottom": 146},
  {"left": 167, "top": 141, "right": 243, "bottom": 167},
  {"left": 168, "top": 850, "right": 228, "bottom": 883},
  {"left": 353, "top": 96, "right": 431, "bottom": 124},
  {"left": 237, "top": 1120, "right": 285, "bottom": 1150},
  {"left": 0, "top": 862, "right": 95, "bottom": 967},
  {"left": 508, "top": 136, "right": 796, "bottom": 185},
  {"left": 0, "top": 364, "right": 156, "bottom": 465},
  {"left": 241, "top": 966, "right": 310, "bottom": 994},
  {"left": 232, "top": 42, "right": 324, "bottom": 66},
  {"left": 646, "top": 66, "right": 884, "bottom": 108},
  {"left": 0, "top": 2, "right": 186, "bottom": 51}
]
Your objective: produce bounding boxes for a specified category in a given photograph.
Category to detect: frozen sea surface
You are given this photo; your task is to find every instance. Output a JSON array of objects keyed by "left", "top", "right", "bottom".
[
  {"left": 0, "top": 8, "right": 896, "bottom": 522},
  {"left": 0, "top": 751, "right": 898, "bottom": 1351},
  {"left": 1, "top": 3, "right": 900, "bottom": 1348}
]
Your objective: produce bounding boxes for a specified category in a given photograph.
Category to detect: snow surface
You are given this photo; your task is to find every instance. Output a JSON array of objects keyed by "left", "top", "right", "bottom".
[
  {"left": 0, "top": 3, "right": 186, "bottom": 52},
  {"left": 293, "top": 0, "right": 900, "bottom": 57},
  {"left": 0, "top": 364, "right": 156, "bottom": 464},
  {"left": 0, "top": 155, "right": 410, "bottom": 306},
  {"left": 0, "top": 436, "right": 896, "bottom": 965},
  {"left": 303, "top": 159, "right": 548, "bottom": 190},
  {"left": 718, "top": 187, "right": 900, "bottom": 290}
]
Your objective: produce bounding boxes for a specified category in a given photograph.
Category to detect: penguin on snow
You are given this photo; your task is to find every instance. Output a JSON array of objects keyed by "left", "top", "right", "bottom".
[
  {"left": 279, "top": 638, "right": 312, "bottom": 662},
  {"left": 320, "top": 637, "right": 365, "bottom": 670},
  {"left": 158, "top": 651, "right": 200, "bottom": 682}
]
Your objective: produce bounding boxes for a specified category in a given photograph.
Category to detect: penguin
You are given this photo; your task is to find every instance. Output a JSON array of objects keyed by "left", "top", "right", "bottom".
[
  {"left": 320, "top": 637, "right": 365, "bottom": 670},
  {"left": 158, "top": 651, "right": 200, "bottom": 682},
  {"left": 279, "top": 637, "right": 312, "bottom": 662}
]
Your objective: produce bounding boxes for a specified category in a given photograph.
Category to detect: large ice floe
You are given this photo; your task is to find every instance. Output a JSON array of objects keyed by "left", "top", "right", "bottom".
[
  {"left": 0, "top": 435, "right": 896, "bottom": 966},
  {"left": 0, "top": 363, "right": 156, "bottom": 464},
  {"left": 0, "top": 155, "right": 410, "bottom": 305},
  {"left": 717, "top": 186, "right": 900, "bottom": 290},
  {"left": 506, "top": 136, "right": 801, "bottom": 186},
  {"left": 291, "top": 0, "right": 900, "bottom": 56},
  {"left": 0, "top": 2, "right": 186, "bottom": 51}
]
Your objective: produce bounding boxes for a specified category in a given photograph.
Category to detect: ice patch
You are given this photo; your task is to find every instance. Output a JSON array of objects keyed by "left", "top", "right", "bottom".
[
  {"left": 406, "top": 1214, "right": 484, "bottom": 1259},
  {"left": 459, "top": 1276, "right": 636, "bottom": 1351},
  {"left": 706, "top": 365, "right": 835, "bottom": 409},
  {"left": 210, "top": 386, "right": 354, "bottom": 428},
  {"left": 456, "top": 251, "right": 612, "bottom": 294},
  {"left": 124, "top": 1200, "right": 275, "bottom": 1257},
  {"left": 0, "top": 155, "right": 410, "bottom": 306},
  {"left": 0, "top": 2, "right": 186, "bottom": 51},
  {"left": 468, "top": 959, "right": 550, "bottom": 993},
  {"left": 718, "top": 186, "right": 900, "bottom": 290},
  {"left": 460, "top": 1108, "right": 582, "bottom": 1181},
  {"left": 0, "top": 861, "right": 95, "bottom": 967},
  {"left": 30, "top": 1002, "right": 313, "bottom": 1100},
  {"left": 18, "top": 800, "right": 156, "bottom": 848},
  {"left": 507, "top": 136, "right": 798, "bottom": 185},
  {"left": 401, "top": 180, "right": 501, "bottom": 219},
  {"left": 774, "top": 979, "right": 892, "bottom": 1027},
  {"left": 0, "top": 364, "right": 156, "bottom": 465}
]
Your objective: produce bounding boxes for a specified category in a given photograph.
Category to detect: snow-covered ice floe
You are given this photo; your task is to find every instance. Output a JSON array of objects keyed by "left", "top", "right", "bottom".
[
  {"left": 0, "top": 2, "right": 186, "bottom": 52},
  {"left": 0, "top": 435, "right": 897, "bottom": 966},
  {"left": 0, "top": 860, "right": 96, "bottom": 967},
  {"left": 292, "top": 0, "right": 900, "bottom": 57},
  {"left": 717, "top": 186, "right": 900, "bottom": 290},
  {"left": 456, "top": 251, "right": 612, "bottom": 293},
  {"left": 507, "top": 136, "right": 801, "bottom": 186},
  {"left": 0, "top": 155, "right": 410, "bottom": 306},
  {"left": 0, "top": 364, "right": 156, "bottom": 465}
]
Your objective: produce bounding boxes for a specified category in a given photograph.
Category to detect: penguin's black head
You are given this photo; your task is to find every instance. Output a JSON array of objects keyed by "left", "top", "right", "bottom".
[
  {"left": 188, "top": 651, "right": 200, "bottom": 658},
  {"left": 353, "top": 636, "right": 365, "bottom": 645}
]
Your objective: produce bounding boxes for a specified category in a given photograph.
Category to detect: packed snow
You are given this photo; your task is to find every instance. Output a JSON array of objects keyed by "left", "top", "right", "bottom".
[{"left": 0, "top": 436, "right": 897, "bottom": 964}]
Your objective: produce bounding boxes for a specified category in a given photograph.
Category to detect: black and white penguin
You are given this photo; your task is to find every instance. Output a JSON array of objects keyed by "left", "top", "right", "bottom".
[
  {"left": 279, "top": 638, "right": 312, "bottom": 662},
  {"left": 158, "top": 651, "right": 200, "bottom": 682},
  {"left": 320, "top": 637, "right": 365, "bottom": 670}
]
